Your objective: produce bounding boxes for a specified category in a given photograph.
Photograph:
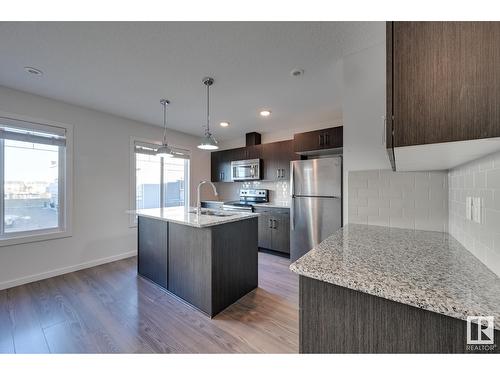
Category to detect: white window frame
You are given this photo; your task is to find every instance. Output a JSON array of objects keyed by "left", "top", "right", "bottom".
[
  {"left": 129, "top": 136, "right": 190, "bottom": 227},
  {"left": 0, "top": 111, "right": 73, "bottom": 247}
]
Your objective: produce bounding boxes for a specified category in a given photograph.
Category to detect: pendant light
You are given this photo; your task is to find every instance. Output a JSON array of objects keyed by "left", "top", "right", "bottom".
[
  {"left": 197, "top": 77, "right": 219, "bottom": 150},
  {"left": 156, "top": 99, "right": 174, "bottom": 158}
]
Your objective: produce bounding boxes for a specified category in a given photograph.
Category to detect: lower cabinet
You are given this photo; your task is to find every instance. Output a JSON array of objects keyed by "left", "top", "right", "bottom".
[
  {"left": 255, "top": 207, "right": 290, "bottom": 254},
  {"left": 137, "top": 216, "right": 168, "bottom": 289}
]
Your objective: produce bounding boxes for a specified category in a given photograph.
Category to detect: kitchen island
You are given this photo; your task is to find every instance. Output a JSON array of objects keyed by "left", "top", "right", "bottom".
[
  {"left": 290, "top": 224, "right": 500, "bottom": 353},
  {"left": 135, "top": 207, "right": 259, "bottom": 317}
]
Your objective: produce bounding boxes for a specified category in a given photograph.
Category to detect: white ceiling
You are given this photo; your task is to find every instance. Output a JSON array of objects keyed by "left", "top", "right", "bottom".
[{"left": 0, "top": 22, "right": 384, "bottom": 141}]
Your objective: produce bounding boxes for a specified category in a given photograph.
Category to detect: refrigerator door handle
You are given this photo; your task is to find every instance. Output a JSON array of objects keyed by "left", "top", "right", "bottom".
[{"left": 291, "top": 200, "right": 295, "bottom": 230}]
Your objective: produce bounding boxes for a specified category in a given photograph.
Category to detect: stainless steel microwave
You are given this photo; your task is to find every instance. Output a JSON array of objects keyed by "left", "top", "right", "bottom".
[{"left": 231, "top": 159, "right": 261, "bottom": 181}]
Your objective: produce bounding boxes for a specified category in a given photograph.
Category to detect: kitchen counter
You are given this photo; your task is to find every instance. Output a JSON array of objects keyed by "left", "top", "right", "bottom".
[
  {"left": 253, "top": 202, "right": 290, "bottom": 209},
  {"left": 134, "top": 206, "right": 259, "bottom": 228},
  {"left": 135, "top": 206, "right": 258, "bottom": 317},
  {"left": 290, "top": 224, "right": 500, "bottom": 329}
]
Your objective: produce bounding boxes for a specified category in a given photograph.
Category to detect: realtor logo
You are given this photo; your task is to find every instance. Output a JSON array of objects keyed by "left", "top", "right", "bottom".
[{"left": 467, "top": 316, "right": 494, "bottom": 345}]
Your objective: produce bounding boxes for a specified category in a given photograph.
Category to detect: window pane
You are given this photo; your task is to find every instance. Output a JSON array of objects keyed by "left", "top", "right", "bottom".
[
  {"left": 4, "top": 139, "right": 60, "bottom": 233},
  {"left": 136, "top": 153, "right": 161, "bottom": 209},
  {"left": 163, "top": 158, "right": 187, "bottom": 207}
]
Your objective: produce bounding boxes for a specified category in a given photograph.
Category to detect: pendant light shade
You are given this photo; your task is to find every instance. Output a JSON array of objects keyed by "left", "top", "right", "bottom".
[
  {"left": 198, "top": 77, "right": 219, "bottom": 150},
  {"left": 157, "top": 99, "right": 174, "bottom": 158}
]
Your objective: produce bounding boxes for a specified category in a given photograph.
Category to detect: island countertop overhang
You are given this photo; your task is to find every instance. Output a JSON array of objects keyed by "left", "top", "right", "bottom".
[{"left": 131, "top": 206, "right": 259, "bottom": 228}]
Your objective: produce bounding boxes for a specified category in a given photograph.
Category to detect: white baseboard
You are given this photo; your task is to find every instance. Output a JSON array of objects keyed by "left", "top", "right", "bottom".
[{"left": 0, "top": 250, "right": 137, "bottom": 291}]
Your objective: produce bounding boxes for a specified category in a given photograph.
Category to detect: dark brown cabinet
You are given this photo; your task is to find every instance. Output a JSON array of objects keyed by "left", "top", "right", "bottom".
[
  {"left": 387, "top": 21, "right": 500, "bottom": 170},
  {"left": 262, "top": 140, "right": 297, "bottom": 181},
  {"left": 137, "top": 216, "right": 168, "bottom": 289},
  {"left": 254, "top": 207, "right": 290, "bottom": 254},
  {"left": 211, "top": 141, "right": 295, "bottom": 182},
  {"left": 293, "top": 126, "right": 343, "bottom": 153}
]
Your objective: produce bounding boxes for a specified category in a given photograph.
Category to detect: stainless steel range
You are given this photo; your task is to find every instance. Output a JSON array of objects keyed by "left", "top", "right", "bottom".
[{"left": 223, "top": 189, "right": 269, "bottom": 212}]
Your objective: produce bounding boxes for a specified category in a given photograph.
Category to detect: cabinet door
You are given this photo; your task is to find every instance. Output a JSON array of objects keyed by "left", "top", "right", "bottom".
[
  {"left": 294, "top": 127, "right": 343, "bottom": 153},
  {"left": 137, "top": 216, "right": 168, "bottom": 288},
  {"left": 276, "top": 140, "right": 297, "bottom": 180},
  {"left": 255, "top": 209, "right": 273, "bottom": 249},
  {"left": 261, "top": 143, "right": 278, "bottom": 181},
  {"left": 219, "top": 149, "right": 233, "bottom": 182},
  {"left": 271, "top": 212, "right": 290, "bottom": 254},
  {"left": 392, "top": 22, "right": 500, "bottom": 147},
  {"left": 210, "top": 151, "right": 221, "bottom": 182},
  {"left": 322, "top": 127, "right": 343, "bottom": 149},
  {"left": 246, "top": 144, "right": 262, "bottom": 160}
]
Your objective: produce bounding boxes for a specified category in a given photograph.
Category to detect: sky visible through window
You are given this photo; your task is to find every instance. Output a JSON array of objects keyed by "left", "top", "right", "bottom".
[{"left": 4, "top": 139, "right": 59, "bottom": 232}]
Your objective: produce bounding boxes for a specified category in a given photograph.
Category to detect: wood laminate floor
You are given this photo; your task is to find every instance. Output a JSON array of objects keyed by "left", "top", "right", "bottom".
[{"left": 0, "top": 252, "right": 299, "bottom": 353}]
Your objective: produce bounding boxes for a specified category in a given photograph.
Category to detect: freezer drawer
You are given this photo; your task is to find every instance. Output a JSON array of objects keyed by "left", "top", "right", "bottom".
[{"left": 290, "top": 196, "right": 342, "bottom": 262}]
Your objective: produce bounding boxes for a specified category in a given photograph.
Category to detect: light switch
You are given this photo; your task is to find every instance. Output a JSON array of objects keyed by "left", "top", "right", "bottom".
[
  {"left": 466, "top": 196, "right": 473, "bottom": 221},
  {"left": 472, "top": 197, "right": 482, "bottom": 224}
]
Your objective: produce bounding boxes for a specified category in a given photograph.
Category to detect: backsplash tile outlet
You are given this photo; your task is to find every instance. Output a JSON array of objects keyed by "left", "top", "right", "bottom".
[{"left": 449, "top": 151, "right": 500, "bottom": 277}]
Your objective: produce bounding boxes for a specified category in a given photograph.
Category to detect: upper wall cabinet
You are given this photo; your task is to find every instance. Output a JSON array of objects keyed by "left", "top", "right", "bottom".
[
  {"left": 387, "top": 21, "right": 500, "bottom": 171},
  {"left": 294, "top": 126, "right": 343, "bottom": 154}
]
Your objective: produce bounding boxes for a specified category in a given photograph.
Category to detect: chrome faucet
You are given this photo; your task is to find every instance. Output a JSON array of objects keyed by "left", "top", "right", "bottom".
[{"left": 196, "top": 180, "right": 218, "bottom": 215}]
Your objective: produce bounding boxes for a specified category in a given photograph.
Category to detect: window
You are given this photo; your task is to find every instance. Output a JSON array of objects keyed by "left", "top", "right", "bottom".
[
  {"left": 132, "top": 140, "right": 189, "bottom": 223},
  {"left": 0, "top": 115, "right": 72, "bottom": 245}
]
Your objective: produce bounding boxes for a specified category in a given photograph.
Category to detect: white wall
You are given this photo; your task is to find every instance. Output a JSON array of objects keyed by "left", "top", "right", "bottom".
[
  {"left": 341, "top": 39, "right": 390, "bottom": 223},
  {"left": 449, "top": 151, "right": 500, "bottom": 276},
  {"left": 0, "top": 86, "right": 213, "bottom": 290}
]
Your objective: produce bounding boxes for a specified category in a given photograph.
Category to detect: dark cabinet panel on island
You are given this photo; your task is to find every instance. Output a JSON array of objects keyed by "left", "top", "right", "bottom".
[{"left": 137, "top": 216, "right": 168, "bottom": 289}]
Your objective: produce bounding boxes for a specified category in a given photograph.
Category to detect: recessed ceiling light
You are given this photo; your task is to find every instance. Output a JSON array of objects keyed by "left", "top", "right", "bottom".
[
  {"left": 220, "top": 121, "right": 230, "bottom": 127},
  {"left": 260, "top": 110, "right": 271, "bottom": 117},
  {"left": 24, "top": 66, "right": 43, "bottom": 76}
]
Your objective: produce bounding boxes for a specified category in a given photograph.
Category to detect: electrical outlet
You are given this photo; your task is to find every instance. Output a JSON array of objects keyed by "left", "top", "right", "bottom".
[
  {"left": 466, "top": 196, "right": 473, "bottom": 221},
  {"left": 472, "top": 197, "right": 482, "bottom": 224}
]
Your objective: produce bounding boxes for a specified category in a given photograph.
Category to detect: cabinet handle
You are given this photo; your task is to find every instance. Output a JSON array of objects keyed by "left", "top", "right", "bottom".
[
  {"left": 319, "top": 134, "right": 324, "bottom": 146},
  {"left": 273, "top": 219, "right": 277, "bottom": 229},
  {"left": 269, "top": 219, "right": 273, "bottom": 229},
  {"left": 276, "top": 169, "right": 280, "bottom": 179},
  {"left": 382, "top": 115, "right": 386, "bottom": 146},
  {"left": 325, "top": 133, "right": 330, "bottom": 146}
]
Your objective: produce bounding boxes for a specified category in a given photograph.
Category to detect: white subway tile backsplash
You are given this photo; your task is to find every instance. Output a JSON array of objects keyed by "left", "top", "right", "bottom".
[
  {"left": 486, "top": 169, "right": 500, "bottom": 189},
  {"left": 348, "top": 170, "right": 448, "bottom": 233},
  {"left": 448, "top": 150, "right": 500, "bottom": 277},
  {"left": 367, "top": 197, "right": 390, "bottom": 208},
  {"left": 358, "top": 206, "right": 379, "bottom": 217},
  {"left": 358, "top": 188, "right": 379, "bottom": 198}
]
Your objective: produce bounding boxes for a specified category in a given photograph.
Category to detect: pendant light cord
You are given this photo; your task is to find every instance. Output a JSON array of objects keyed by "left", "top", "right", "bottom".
[
  {"left": 162, "top": 101, "right": 168, "bottom": 145},
  {"left": 206, "top": 82, "right": 210, "bottom": 135}
]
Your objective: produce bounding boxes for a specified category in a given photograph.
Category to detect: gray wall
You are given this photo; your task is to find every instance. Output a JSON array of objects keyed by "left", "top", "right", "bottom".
[
  {"left": 348, "top": 170, "right": 448, "bottom": 232},
  {"left": 449, "top": 151, "right": 500, "bottom": 276}
]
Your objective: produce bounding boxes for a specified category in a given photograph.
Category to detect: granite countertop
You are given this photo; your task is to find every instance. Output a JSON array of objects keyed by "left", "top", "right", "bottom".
[
  {"left": 253, "top": 202, "right": 290, "bottom": 209},
  {"left": 290, "top": 224, "right": 500, "bottom": 329},
  {"left": 132, "top": 207, "right": 259, "bottom": 228}
]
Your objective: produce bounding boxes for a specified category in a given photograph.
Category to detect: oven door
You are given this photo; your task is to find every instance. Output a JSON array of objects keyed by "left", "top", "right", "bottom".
[{"left": 231, "top": 160, "right": 260, "bottom": 181}]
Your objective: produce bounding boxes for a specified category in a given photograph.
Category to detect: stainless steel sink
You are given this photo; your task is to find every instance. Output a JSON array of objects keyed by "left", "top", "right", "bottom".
[{"left": 188, "top": 209, "right": 235, "bottom": 217}]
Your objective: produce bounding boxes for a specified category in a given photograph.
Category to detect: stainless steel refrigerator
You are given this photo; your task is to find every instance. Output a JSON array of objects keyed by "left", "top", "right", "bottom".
[{"left": 290, "top": 157, "right": 342, "bottom": 262}]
